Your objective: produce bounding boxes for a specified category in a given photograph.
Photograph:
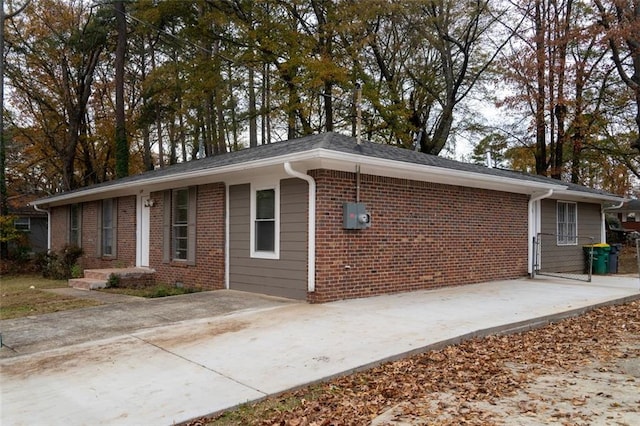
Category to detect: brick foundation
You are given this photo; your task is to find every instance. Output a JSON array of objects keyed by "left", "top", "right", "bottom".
[{"left": 309, "top": 170, "right": 529, "bottom": 303}]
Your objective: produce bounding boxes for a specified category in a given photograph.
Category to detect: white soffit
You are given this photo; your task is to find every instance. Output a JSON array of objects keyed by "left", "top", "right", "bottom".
[{"left": 32, "top": 147, "right": 596, "bottom": 207}]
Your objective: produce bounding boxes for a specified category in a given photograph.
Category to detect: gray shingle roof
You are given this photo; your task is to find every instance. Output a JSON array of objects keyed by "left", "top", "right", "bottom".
[{"left": 37, "top": 132, "right": 621, "bottom": 201}]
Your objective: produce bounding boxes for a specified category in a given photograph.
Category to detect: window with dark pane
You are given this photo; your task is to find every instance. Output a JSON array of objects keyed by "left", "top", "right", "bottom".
[
  {"left": 173, "top": 189, "right": 189, "bottom": 260},
  {"left": 69, "top": 204, "right": 80, "bottom": 246},
  {"left": 15, "top": 217, "right": 30, "bottom": 232},
  {"left": 102, "top": 199, "right": 114, "bottom": 255},
  {"left": 255, "top": 189, "right": 275, "bottom": 252}
]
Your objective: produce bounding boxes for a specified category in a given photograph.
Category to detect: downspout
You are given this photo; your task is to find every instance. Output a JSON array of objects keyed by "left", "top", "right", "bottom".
[
  {"left": 528, "top": 189, "right": 554, "bottom": 277},
  {"left": 32, "top": 204, "right": 51, "bottom": 253},
  {"left": 225, "top": 184, "right": 230, "bottom": 289},
  {"left": 602, "top": 200, "right": 625, "bottom": 243},
  {"left": 284, "top": 162, "right": 316, "bottom": 292}
]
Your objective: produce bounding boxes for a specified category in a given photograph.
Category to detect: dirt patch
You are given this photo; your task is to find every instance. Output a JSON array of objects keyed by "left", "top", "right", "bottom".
[
  {"left": 138, "top": 319, "right": 249, "bottom": 348},
  {"left": 372, "top": 343, "right": 640, "bottom": 425},
  {"left": 618, "top": 246, "right": 639, "bottom": 275},
  {"left": 0, "top": 338, "right": 140, "bottom": 379}
]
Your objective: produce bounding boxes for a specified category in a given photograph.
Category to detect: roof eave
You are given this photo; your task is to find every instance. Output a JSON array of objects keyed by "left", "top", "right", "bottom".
[
  {"left": 31, "top": 146, "right": 614, "bottom": 207},
  {"left": 30, "top": 151, "right": 323, "bottom": 207},
  {"left": 312, "top": 149, "right": 564, "bottom": 194},
  {"left": 552, "top": 190, "right": 625, "bottom": 204}
]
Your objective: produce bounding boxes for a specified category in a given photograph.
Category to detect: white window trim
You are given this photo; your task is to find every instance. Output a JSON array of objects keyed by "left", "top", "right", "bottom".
[
  {"left": 250, "top": 181, "right": 280, "bottom": 259},
  {"left": 557, "top": 201, "right": 578, "bottom": 246},
  {"left": 14, "top": 217, "right": 30, "bottom": 231}
]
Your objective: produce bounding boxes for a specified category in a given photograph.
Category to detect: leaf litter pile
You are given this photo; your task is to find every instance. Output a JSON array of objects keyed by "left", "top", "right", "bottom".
[{"left": 192, "top": 300, "right": 640, "bottom": 426}]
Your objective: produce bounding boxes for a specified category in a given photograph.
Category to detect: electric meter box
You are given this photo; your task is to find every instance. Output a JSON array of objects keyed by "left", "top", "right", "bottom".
[{"left": 343, "top": 202, "right": 371, "bottom": 229}]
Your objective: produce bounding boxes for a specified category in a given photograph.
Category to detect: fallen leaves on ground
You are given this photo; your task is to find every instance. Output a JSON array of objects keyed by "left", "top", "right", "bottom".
[{"left": 192, "top": 300, "right": 640, "bottom": 426}]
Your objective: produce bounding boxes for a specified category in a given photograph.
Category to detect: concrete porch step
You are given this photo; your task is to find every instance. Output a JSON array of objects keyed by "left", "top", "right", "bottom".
[
  {"left": 68, "top": 278, "right": 107, "bottom": 290},
  {"left": 83, "top": 267, "right": 155, "bottom": 281},
  {"left": 70, "top": 267, "right": 156, "bottom": 290}
]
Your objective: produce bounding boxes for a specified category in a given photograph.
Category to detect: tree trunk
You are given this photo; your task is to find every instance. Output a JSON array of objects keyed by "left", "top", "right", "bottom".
[
  {"left": 248, "top": 58, "right": 258, "bottom": 148},
  {"left": 114, "top": 1, "right": 128, "bottom": 178},
  {"left": 534, "top": 0, "right": 548, "bottom": 175}
]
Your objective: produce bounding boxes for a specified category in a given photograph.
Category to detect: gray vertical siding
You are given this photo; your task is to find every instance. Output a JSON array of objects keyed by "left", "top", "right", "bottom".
[
  {"left": 229, "top": 178, "right": 308, "bottom": 299},
  {"left": 540, "top": 199, "right": 602, "bottom": 273}
]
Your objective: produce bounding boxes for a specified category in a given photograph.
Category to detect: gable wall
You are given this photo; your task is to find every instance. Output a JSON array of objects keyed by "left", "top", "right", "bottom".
[
  {"left": 149, "top": 182, "right": 225, "bottom": 290},
  {"left": 309, "top": 169, "right": 529, "bottom": 302}
]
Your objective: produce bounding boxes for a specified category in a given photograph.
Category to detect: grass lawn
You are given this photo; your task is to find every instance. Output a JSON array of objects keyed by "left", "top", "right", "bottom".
[
  {"left": 0, "top": 275, "right": 102, "bottom": 320},
  {"left": 99, "top": 285, "right": 202, "bottom": 298}
]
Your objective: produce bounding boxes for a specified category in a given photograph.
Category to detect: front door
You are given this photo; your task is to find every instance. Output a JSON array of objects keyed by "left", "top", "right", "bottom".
[{"left": 137, "top": 194, "right": 151, "bottom": 267}]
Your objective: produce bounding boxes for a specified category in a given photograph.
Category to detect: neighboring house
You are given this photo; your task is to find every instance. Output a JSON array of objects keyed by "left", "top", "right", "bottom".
[
  {"left": 8, "top": 194, "right": 48, "bottom": 254},
  {"left": 615, "top": 199, "right": 640, "bottom": 233},
  {"left": 30, "top": 132, "right": 624, "bottom": 302}
]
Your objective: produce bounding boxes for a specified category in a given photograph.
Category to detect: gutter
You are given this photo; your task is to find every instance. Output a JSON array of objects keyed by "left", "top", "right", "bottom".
[
  {"left": 31, "top": 203, "right": 51, "bottom": 252},
  {"left": 284, "top": 162, "right": 316, "bottom": 293},
  {"left": 603, "top": 200, "right": 625, "bottom": 210},
  {"left": 602, "top": 200, "right": 626, "bottom": 244},
  {"left": 32, "top": 148, "right": 561, "bottom": 207},
  {"left": 528, "top": 189, "right": 554, "bottom": 276}
]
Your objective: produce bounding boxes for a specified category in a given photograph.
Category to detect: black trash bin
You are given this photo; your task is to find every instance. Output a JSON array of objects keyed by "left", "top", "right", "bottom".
[{"left": 608, "top": 243, "right": 622, "bottom": 274}]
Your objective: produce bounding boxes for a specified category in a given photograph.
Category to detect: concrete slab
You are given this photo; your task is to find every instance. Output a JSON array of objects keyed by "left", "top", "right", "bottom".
[
  {"left": 0, "top": 336, "right": 265, "bottom": 425},
  {"left": 0, "top": 290, "right": 297, "bottom": 358},
  {"left": 1, "top": 275, "right": 639, "bottom": 425}
]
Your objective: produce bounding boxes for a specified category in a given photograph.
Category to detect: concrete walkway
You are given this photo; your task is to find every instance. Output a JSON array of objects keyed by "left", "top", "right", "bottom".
[{"left": 1, "top": 275, "right": 639, "bottom": 426}]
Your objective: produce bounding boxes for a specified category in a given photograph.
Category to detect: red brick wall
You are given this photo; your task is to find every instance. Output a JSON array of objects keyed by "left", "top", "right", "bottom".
[
  {"left": 149, "top": 183, "right": 226, "bottom": 290},
  {"left": 309, "top": 170, "right": 529, "bottom": 303},
  {"left": 116, "top": 196, "right": 137, "bottom": 265},
  {"left": 50, "top": 197, "right": 137, "bottom": 270},
  {"left": 81, "top": 202, "right": 98, "bottom": 264},
  {"left": 50, "top": 206, "right": 68, "bottom": 252}
]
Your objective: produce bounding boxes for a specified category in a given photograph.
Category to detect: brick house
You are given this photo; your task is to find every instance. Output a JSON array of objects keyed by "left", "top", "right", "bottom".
[
  {"left": 30, "top": 132, "right": 624, "bottom": 302},
  {"left": 615, "top": 199, "right": 640, "bottom": 233}
]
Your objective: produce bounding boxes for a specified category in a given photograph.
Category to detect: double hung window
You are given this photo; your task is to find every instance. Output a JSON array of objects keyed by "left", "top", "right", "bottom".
[
  {"left": 163, "top": 187, "right": 196, "bottom": 264},
  {"left": 557, "top": 201, "right": 577, "bottom": 245},
  {"left": 102, "top": 199, "right": 116, "bottom": 256},
  {"left": 251, "top": 184, "right": 279, "bottom": 259}
]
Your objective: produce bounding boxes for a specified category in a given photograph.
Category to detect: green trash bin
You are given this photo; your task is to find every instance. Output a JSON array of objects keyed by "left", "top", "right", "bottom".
[{"left": 584, "top": 244, "right": 610, "bottom": 274}]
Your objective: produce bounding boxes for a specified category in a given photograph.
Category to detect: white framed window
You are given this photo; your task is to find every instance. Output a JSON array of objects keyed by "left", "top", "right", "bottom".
[
  {"left": 557, "top": 201, "right": 577, "bottom": 245},
  {"left": 14, "top": 217, "right": 30, "bottom": 231},
  {"left": 250, "top": 182, "right": 279, "bottom": 259}
]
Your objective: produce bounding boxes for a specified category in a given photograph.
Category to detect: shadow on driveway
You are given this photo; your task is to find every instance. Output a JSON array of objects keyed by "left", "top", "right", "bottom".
[{"left": 0, "top": 289, "right": 298, "bottom": 358}]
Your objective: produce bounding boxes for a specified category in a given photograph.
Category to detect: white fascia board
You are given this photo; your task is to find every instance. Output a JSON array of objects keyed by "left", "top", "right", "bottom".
[
  {"left": 550, "top": 190, "right": 625, "bottom": 204},
  {"left": 33, "top": 147, "right": 598, "bottom": 207},
  {"left": 30, "top": 152, "right": 318, "bottom": 207},
  {"left": 313, "top": 149, "right": 564, "bottom": 194}
]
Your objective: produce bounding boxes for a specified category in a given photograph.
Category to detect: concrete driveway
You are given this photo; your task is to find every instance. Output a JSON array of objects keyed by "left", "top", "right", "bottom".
[
  {"left": 1, "top": 275, "right": 639, "bottom": 425},
  {"left": 0, "top": 289, "right": 297, "bottom": 358}
]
